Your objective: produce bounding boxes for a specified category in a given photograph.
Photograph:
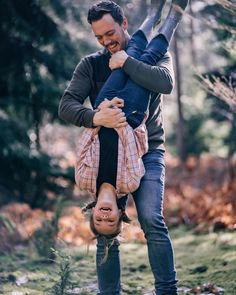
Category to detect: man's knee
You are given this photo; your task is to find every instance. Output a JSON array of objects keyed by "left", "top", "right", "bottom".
[{"left": 138, "top": 212, "right": 167, "bottom": 234}]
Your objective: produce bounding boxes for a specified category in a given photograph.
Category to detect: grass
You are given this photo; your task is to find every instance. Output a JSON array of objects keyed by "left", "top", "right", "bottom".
[{"left": 0, "top": 226, "right": 236, "bottom": 294}]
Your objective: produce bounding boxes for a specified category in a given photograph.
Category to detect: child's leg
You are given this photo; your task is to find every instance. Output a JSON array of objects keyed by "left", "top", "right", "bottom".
[
  {"left": 119, "top": 36, "right": 168, "bottom": 129},
  {"left": 140, "top": 0, "right": 189, "bottom": 65},
  {"left": 158, "top": 0, "right": 189, "bottom": 43},
  {"left": 119, "top": 0, "right": 189, "bottom": 128},
  {"left": 139, "top": 0, "right": 166, "bottom": 37},
  {"left": 118, "top": 81, "right": 150, "bottom": 129}
]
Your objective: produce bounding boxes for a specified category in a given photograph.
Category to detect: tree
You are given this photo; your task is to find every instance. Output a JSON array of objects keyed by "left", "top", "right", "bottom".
[
  {"left": 198, "top": 1, "right": 236, "bottom": 157},
  {"left": 0, "top": 0, "right": 93, "bottom": 207}
]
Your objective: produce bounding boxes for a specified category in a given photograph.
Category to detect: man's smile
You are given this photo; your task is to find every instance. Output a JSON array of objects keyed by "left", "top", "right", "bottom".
[{"left": 107, "top": 42, "right": 119, "bottom": 53}]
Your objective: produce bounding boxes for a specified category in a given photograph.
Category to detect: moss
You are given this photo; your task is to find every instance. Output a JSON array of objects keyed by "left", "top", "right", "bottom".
[{"left": 0, "top": 227, "right": 235, "bottom": 294}]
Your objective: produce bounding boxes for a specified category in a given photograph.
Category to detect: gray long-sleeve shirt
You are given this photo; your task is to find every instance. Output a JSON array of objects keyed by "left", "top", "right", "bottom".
[{"left": 58, "top": 49, "right": 174, "bottom": 151}]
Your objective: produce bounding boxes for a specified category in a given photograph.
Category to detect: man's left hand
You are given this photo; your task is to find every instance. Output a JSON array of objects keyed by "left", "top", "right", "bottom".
[{"left": 109, "top": 50, "right": 128, "bottom": 70}]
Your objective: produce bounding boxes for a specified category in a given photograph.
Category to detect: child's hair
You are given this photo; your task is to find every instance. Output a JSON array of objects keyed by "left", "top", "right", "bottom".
[{"left": 82, "top": 200, "right": 131, "bottom": 239}]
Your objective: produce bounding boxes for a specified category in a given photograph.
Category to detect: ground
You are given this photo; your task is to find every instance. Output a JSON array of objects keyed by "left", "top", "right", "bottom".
[{"left": 0, "top": 226, "right": 236, "bottom": 295}]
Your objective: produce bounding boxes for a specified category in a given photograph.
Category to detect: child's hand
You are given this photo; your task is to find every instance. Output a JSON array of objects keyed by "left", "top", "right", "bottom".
[{"left": 109, "top": 51, "right": 128, "bottom": 69}]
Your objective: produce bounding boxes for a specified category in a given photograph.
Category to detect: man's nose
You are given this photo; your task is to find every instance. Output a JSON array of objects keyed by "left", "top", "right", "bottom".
[{"left": 103, "top": 37, "right": 111, "bottom": 46}]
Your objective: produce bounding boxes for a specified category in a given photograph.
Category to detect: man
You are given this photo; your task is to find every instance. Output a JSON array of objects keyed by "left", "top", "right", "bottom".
[{"left": 59, "top": 1, "right": 186, "bottom": 294}]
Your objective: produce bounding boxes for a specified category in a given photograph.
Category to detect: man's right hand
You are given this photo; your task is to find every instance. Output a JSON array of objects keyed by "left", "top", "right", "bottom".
[{"left": 93, "top": 97, "right": 127, "bottom": 128}]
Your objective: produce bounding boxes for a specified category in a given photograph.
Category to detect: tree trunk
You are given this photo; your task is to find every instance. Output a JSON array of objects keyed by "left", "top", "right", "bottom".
[
  {"left": 189, "top": 0, "right": 197, "bottom": 66},
  {"left": 173, "top": 33, "right": 187, "bottom": 162}
]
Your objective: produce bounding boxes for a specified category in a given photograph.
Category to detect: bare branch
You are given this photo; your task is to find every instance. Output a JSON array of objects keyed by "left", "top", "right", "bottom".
[
  {"left": 197, "top": 73, "right": 236, "bottom": 113},
  {"left": 214, "top": 0, "right": 236, "bottom": 13},
  {"left": 187, "top": 0, "right": 236, "bottom": 34}
]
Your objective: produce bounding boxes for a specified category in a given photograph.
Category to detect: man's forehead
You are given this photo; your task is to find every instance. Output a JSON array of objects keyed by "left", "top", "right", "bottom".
[{"left": 91, "top": 14, "right": 120, "bottom": 32}]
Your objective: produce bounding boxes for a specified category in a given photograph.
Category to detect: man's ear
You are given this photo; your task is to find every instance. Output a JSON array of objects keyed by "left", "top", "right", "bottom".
[{"left": 122, "top": 17, "right": 128, "bottom": 30}]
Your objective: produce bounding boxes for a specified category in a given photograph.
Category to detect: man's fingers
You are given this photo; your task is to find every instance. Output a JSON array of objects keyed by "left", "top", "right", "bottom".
[
  {"left": 112, "top": 97, "right": 124, "bottom": 103},
  {"left": 117, "top": 121, "right": 128, "bottom": 128},
  {"left": 115, "top": 110, "right": 126, "bottom": 120},
  {"left": 111, "top": 97, "right": 124, "bottom": 106},
  {"left": 118, "top": 113, "right": 126, "bottom": 122}
]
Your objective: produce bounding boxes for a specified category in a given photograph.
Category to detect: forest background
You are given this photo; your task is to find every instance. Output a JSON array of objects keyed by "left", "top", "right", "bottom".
[{"left": 0, "top": 0, "right": 235, "bottom": 294}]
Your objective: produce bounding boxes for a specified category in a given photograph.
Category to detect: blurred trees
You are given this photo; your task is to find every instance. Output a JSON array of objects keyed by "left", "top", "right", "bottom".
[
  {"left": 168, "top": 0, "right": 235, "bottom": 160},
  {"left": 0, "top": 0, "right": 235, "bottom": 208},
  {"left": 198, "top": 1, "right": 236, "bottom": 159},
  {"left": 0, "top": 0, "right": 94, "bottom": 207}
]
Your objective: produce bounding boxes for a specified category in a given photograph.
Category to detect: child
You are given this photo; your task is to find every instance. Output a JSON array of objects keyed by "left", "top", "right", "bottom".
[{"left": 76, "top": 0, "right": 189, "bottom": 238}]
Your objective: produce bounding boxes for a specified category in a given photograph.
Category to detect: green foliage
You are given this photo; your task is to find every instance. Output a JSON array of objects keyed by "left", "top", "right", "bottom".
[
  {"left": 0, "top": 0, "right": 92, "bottom": 207},
  {"left": 169, "top": 113, "right": 210, "bottom": 156},
  {"left": 1, "top": 227, "right": 236, "bottom": 294},
  {"left": 0, "top": 111, "right": 74, "bottom": 208},
  {"left": 199, "top": 2, "right": 236, "bottom": 158},
  {"left": 0, "top": 214, "right": 18, "bottom": 254},
  {"left": 51, "top": 249, "right": 73, "bottom": 295},
  {"left": 32, "top": 197, "right": 65, "bottom": 259},
  {"left": 0, "top": 215, "right": 15, "bottom": 234}
]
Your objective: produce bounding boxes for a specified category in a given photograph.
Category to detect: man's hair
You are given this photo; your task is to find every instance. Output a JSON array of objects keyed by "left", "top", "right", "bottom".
[{"left": 87, "top": 1, "right": 124, "bottom": 25}]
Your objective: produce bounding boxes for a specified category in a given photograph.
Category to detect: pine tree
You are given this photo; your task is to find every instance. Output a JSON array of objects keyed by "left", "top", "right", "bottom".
[{"left": 0, "top": 0, "right": 93, "bottom": 207}]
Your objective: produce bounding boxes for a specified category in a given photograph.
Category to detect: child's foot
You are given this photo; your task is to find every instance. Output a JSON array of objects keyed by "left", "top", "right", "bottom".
[
  {"left": 158, "top": 0, "right": 189, "bottom": 43},
  {"left": 172, "top": 0, "right": 189, "bottom": 10},
  {"left": 139, "top": 0, "right": 166, "bottom": 38}
]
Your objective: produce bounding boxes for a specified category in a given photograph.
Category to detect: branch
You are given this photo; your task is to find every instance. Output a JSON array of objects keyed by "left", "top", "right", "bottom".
[{"left": 197, "top": 73, "right": 236, "bottom": 112}]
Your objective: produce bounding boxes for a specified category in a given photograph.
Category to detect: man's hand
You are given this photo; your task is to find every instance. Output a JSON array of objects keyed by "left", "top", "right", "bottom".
[
  {"left": 109, "top": 50, "right": 128, "bottom": 70},
  {"left": 93, "top": 97, "right": 127, "bottom": 128},
  {"left": 98, "top": 97, "right": 124, "bottom": 110},
  {"left": 93, "top": 107, "right": 127, "bottom": 128}
]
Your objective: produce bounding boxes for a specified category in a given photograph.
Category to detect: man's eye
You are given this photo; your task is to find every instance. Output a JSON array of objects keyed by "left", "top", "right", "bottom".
[{"left": 107, "top": 32, "right": 114, "bottom": 36}]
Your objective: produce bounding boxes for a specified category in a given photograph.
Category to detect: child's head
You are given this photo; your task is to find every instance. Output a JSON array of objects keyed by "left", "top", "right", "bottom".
[{"left": 83, "top": 183, "right": 131, "bottom": 238}]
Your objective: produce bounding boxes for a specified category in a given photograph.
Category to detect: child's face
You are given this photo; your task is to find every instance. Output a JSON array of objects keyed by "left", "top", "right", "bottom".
[{"left": 92, "top": 195, "right": 121, "bottom": 235}]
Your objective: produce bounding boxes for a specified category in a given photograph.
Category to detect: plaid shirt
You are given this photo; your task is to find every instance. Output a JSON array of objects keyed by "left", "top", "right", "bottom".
[{"left": 75, "top": 123, "right": 148, "bottom": 197}]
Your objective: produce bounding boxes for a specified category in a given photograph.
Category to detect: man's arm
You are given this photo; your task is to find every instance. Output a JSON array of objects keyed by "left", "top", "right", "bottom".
[
  {"left": 110, "top": 51, "right": 174, "bottom": 95},
  {"left": 58, "top": 57, "right": 95, "bottom": 127}
]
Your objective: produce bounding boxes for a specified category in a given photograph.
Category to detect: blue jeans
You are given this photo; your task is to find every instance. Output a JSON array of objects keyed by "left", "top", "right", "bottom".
[
  {"left": 96, "top": 150, "right": 178, "bottom": 295},
  {"left": 94, "top": 31, "right": 168, "bottom": 128}
]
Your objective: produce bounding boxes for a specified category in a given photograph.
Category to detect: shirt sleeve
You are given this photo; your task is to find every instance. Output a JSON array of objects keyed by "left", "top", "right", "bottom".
[
  {"left": 122, "top": 52, "right": 174, "bottom": 95},
  {"left": 58, "top": 57, "right": 96, "bottom": 128}
]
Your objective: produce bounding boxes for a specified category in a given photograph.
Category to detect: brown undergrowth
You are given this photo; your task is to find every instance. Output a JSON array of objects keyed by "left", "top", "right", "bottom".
[{"left": 0, "top": 154, "right": 235, "bottom": 252}]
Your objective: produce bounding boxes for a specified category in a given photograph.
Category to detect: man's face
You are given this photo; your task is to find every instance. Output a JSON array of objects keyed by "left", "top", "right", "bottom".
[{"left": 91, "top": 13, "right": 128, "bottom": 54}]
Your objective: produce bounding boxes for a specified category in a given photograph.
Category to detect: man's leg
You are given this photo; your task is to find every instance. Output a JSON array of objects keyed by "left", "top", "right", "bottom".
[
  {"left": 96, "top": 237, "right": 121, "bottom": 295},
  {"left": 132, "top": 150, "right": 178, "bottom": 295}
]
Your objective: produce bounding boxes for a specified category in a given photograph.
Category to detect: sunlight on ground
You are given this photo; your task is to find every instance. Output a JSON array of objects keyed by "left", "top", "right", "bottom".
[{"left": 0, "top": 226, "right": 236, "bottom": 294}]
